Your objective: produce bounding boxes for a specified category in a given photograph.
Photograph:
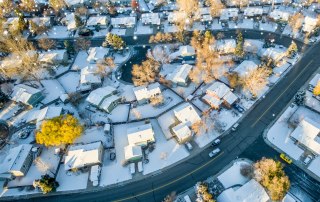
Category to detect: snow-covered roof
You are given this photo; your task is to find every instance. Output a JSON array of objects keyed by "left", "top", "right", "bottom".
[
  {"left": 87, "top": 47, "right": 109, "bottom": 62},
  {"left": 220, "top": 8, "right": 239, "bottom": 20},
  {"left": 244, "top": 7, "right": 263, "bottom": 17},
  {"left": 203, "top": 94, "right": 223, "bottom": 107},
  {"left": 11, "top": 84, "right": 41, "bottom": 104},
  {"left": 65, "top": 142, "right": 102, "bottom": 170},
  {"left": 172, "top": 123, "right": 191, "bottom": 141},
  {"left": 141, "top": 13, "right": 160, "bottom": 25},
  {"left": 61, "top": 14, "right": 76, "bottom": 30},
  {"left": 169, "top": 45, "right": 195, "bottom": 59},
  {"left": 90, "top": 165, "right": 100, "bottom": 182},
  {"left": 260, "top": 48, "right": 285, "bottom": 61},
  {"left": 207, "top": 81, "right": 230, "bottom": 99},
  {"left": 223, "top": 91, "right": 238, "bottom": 105},
  {"left": 0, "top": 144, "right": 33, "bottom": 174},
  {"left": 309, "top": 73, "right": 320, "bottom": 87},
  {"left": 100, "top": 94, "right": 121, "bottom": 111},
  {"left": 133, "top": 82, "right": 161, "bottom": 101},
  {"left": 81, "top": 66, "right": 101, "bottom": 84},
  {"left": 124, "top": 145, "right": 142, "bottom": 160},
  {"left": 273, "top": 60, "right": 291, "bottom": 76},
  {"left": 64, "top": 0, "right": 82, "bottom": 6},
  {"left": 232, "top": 60, "right": 258, "bottom": 77},
  {"left": 174, "top": 103, "right": 201, "bottom": 127},
  {"left": 111, "top": 17, "right": 136, "bottom": 25},
  {"left": 304, "top": 16, "right": 318, "bottom": 26},
  {"left": 30, "top": 17, "right": 51, "bottom": 27},
  {"left": 60, "top": 93, "right": 69, "bottom": 102},
  {"left": 166, "top": 64, "right": 192, "bottom": 83},
  {"left": 27, "top": 107, "right": 62, "bottom": 123},
  {"left": 38, "top": 50, "right": 66, "bottom": 62},
  {"left": 290, "top": 117, "right": 320, "bottom": 155},
  {"left": 199, "top": 7, "right": 210, "bottom": 15},
  {"left": 217, "top": 179, "right": 269, "bottom": 202},
  {"left": 210, "top": 39, "right": 236, "bottom": 51},
  {"left": 87, "top": 16, "right": 108, "bottom": 26},
  {"left": 4, "top": 18, "right": 19, "bottom": 28},
  {"left": 168, "top": 12, "right": 186, "bottom": 22},
  {"left": 127, "top": 123, "right": 154, "bottom": 145},
  {"left": 86, "top": 86, "right": 116, "bottom": 106},
  {"left": 1, "top": 59, "right": 22, "bottom": 69},
  {"left": 269, "top": 10, "right": 290, "bottom": 21},
  {"left": 202, "top": 15, "right": 213, "bottom": 21}
]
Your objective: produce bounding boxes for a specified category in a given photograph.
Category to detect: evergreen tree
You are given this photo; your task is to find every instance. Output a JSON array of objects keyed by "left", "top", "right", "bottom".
[
  {"left": 236, "top": 33, "right": 243, "bottom": 43},
  {"left": 294, "top": 89, "right": 306, "bottom": 106},
  {"left": 204, "top": 30, "right": 213, "bottom": 40},
  {"left": 37, "top": 174, "right": 59, "bottom": 194},
  {"left": 0, "top": 88, "right": 9, "bottom": 106},
  {"left": 14, "top": 9, "right": 26, "bottom": 33},
  {"left": 112, "top": 34, "right": 126, "bottom": 50},
  {"left": 234, "top": 42, "right": 244, "bottom": 58},
  {"left": 287, "top": 42, "right": 298, "bottom": 58},
  {"left": 314, "top": 79, "right": 320, "bottom": 95},
  {"left": 106, "top": 32, "right": 113, "bottom": 45},
  {"left": 74, "top": 15, "right": 82, "bottom": 28},
  {"left": 64, "top": 40, "right": 74, "bottom": 55}
]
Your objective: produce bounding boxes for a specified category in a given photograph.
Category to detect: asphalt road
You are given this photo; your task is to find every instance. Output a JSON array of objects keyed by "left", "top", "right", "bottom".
[{"left": 19, "top": 32, "right": 320, "bottom": 202}]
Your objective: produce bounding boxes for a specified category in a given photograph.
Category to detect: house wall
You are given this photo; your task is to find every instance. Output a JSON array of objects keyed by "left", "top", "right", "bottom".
[
  {"left": 104, "top": 97, "right": 122, "bottom": 113},
  {"left": 204, "top": 99, "right": 219, "bottom": 109},
  {"left": 27, "top": 91, "right": 45, "bottom": 107},
  {"left": 127, "top": 155, "right": 142, "bottom": 162},
  {"left": 10, "top": 150, "right": 33, "bottom": 177},
  {"left": 137, "top": 98, "right": 148, "bottom": 105}
]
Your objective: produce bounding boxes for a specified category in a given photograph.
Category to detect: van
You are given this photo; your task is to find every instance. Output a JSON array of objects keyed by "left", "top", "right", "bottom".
[
  {"left": 232, "top": 123, "right": 239, "bottom": 131},
  {"left": 303, "top": 155, "right": 312, "bottom": 166}
]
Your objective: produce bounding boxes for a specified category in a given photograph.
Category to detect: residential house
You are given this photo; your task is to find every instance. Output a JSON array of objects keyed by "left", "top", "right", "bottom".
[
  {"left": 290, "top": 117, "right": 320, "bottom": 156},
  {"left": 169, "top": 45, "right": 195, "bottom": 61},
  {"left": 166, "top": 64, "right": 192, "bottom": 86},
  {"left": 61, "top": 13, "right": 77, "bottom": 30},
  {"left": 133, "top": 82, "right": 161, "bottom": 105},
  {"left": 232, "top": 60, "right": 258, "bottom": 77},
  {"left": 168, "top": 12, "right": 186, "bottom": 25},
  {"left": 27, "top": 106, "right": 62, "bottom": 128},
  {"left": 0, "top": 144, "right": 33, "bottom": 180},
  {"left": 173, "top": 103, "right": 201, "bottom": 142},
  {"left": 209, "top": 39, "right": 236, "bottom": 53},
  {"left": 269, "top": 10, "right": 290, "bottom": 22},
  {"left": 64, "top": 141, "right": 104, "bottom": 171},
  {"left": 86, "top": 86, "right": 121, "bottom": 113},
  {"left": 243, "top": 7, "right": 263, "bottom": 18},
  {"left": 301, "top": 16, "right": 318, "bottom": 34},
  {"left": 3, "top": 18, "right": 20, "bottom": 29},
  {"left": 87, "top": 16, "right": 109, "bottom": 29},
  {"left": 79, "top": 66, "right": 102, "bottom": 91},
  {"left": 29, "top": 17, "right": 53, "bottom": 29},
  {"left": 203, "top": 81, "right": 238, "bottom": 109},
  {"left": 217, "top": 179, "right": 270, "bottom": 202},
  {"left": 141, "top": 13, "right": 160, "bottom": 26},
  {"left": 124, "top": 123, "right": 155, "bottom": 162},
  {"left": 11, "top": 84, "right": 45, "bottom": 107},
  {"left": 273, "top": 60, "right": 291, "bottom": 76},
  {"left": 38, "top": 50, "right": 68, "bottom": 65},
  {"left": 0, "top": 59, "right": 22, "bottom": 79},
  {"left": 87, "top": 47, "right": 110, "bottom": 64},
  {"left": 196, "top": 8, "right": 212, "bottom": 24},
  {"left": 220, "top": 8, "right": 239, "bottom": 23},
  {"left": 111, "top": 17, "right": 136, "bottom": 28},
  {"left": 258, "top": 48, "right": 286, "bottom": 65},
  {"left": 309, "top": 73, "right": 320, "bottom": 88}
]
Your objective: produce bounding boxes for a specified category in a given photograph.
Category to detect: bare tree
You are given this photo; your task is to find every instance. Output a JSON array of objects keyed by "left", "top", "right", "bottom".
[
  {"left": 75, "top": 6, "right": 89, "bottom": 18},
  {"left": 240, "top": 163, "right": 254, "bottom": 180},
  {"left": 95, "top": 57, "right": 116, "bottom": 78},
  {"left": 160, "top": 152, "right": 167, "bottom": 161},
  {"left": 288, "top": 13, "right": 304, "bottom": 33},
  {"left": 132, "top": 59, "right": 159, "bottom": 86},
  {"left": 177, "top": 88, "right": 185, "bottom": 97},
  {"left": 131, "top": 109, "right": 141, "bottom": 120},
  {"left": 216, "top": 32, "right": 225, "bottom": 41},
  {"left": 148, "top": 46, "right": 170, "bottom": 68},
  {"left": 251, "top": 45, "right": 259, "bottom": 57},
  {"left": 207, "top": 0, "right": 225, "bottom": 17},
  {"left": 1, "top": 83, "right": 14, "bottom": 96},
  {"left": 38, "top": 37, "right": 57, "bottom": 51},
  {"left": 80, "top": 110, "right": 94, "bottom": 128},
  {"left": 150, "top": 95, "right": 164, "bottom": 106},
  {"left": 68, "top": 91, "right": 81, "bottom": 106},
  {"left": 191, "top": 111, "right": 216, "bottom": 136},
  {"left": 20, "top": 0, "right": 37, "bottom": 13},
  {"left": 175, "top": 0, "right": 200, "bottom": 29},
  {"left": 29, "top": 20, "right": 50, "bottom": 36},
  {"left": 34, "top": 157, "right": 55, "bottom": 175},
  {"left": 49, "top": 0, "right": 66, "bottom": 11},
  {"left": 0, "top": 0, "right": 13, "bottom": 17},
  {"left": 74, "top": 38, "right": 91, "bottom": 55},
  {"left": 162, "top": 192, "right": 176, "bottom": 202}
]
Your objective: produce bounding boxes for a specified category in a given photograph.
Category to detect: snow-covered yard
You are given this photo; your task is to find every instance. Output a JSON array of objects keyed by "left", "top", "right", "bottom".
[
  {"left": 259, "top": 22, "right": 278, "bottom": 32},
  {"left": 41, "top": 79, "right": 66, "bottom": 103},
  {"left": 56, "top": 165, "right": 89, "bottom": 192},
  {"left": 134, "top": 21, "right": 154, "bottom": 35},
  {"left": 217, "top": 160, "right": 250, "bottom": 188},
  {"left": 308, "top": 156, "right": 320, "bottom": 177},
  {"left": 171, "top": 82, "right": 200, "bottom": 99},
  {"left": 75, "top": 126, "right": 110, "bottom": 146},
  {"left": 35, "top": 26, "right": 70, "bottom": 39},
  {"left": 72, "top": 51, "right": 91, "bottom": 70},
  {"left": 111, "top": 29, "right": 126, "bottom": 36},
  {"left": 229, "top": 19, "right": 254, "bottom": 29},
  {"left": 58, "top": 72, "right": 80, "bottom": 93}
]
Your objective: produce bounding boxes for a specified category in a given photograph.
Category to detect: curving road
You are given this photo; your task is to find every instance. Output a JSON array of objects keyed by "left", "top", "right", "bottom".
[{"left": 18, "top": 31, "right": 320, "bottom": 202}]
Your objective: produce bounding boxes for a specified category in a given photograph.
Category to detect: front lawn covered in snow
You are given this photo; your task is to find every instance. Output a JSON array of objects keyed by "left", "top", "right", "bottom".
[{"left": 217, "top": 160, "right": 250, "bottom": 188}]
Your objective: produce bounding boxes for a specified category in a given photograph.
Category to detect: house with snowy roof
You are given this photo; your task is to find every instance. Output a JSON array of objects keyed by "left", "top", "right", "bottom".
[
  {"left": 79, "top": 66, "right": 101, "bottom": 91},
  {"left": 259, "top": 48, "right": 286, "bottom": 65},
  {"left": 87, "top": 16, "right": 109, "bottom": 29},
  {"left": 111, "top": 17, "right": 136, "bottom": 28},
  {"left": 217, "top": 179, "right": 270, "bottom": 202},
  {"left": 269, "top": 9, "right": 290, "bottom": 22},
  {"left": 232, "top": 60, "right": 258, "bottom": 77},
  {"left": 3, "top": 18, "right": 20, "bottom": 29},
  {"left": 38, "top": 50, "right": 68, "bottom": 65},
  {"left": 86, "top": 86, "right": 121, "bottom": 113},
  {"left": 168, "top": 12, "right": 187, "bottom": 25},
  {"left": 87, "top": 47, "right": 110, "bottom": 64},
  {"left": 309, "top": 73, "right": 320, "bottom": 88},
  {"left": 27, "top": 107, "right": 62, "bottom": 124},
  {"left": 29, "top": 17, "right": 53, "bottom": 31},
  {"left": 290, "top": 117, "right": 320, "bottom": 155},
  {"left": 0, "top": 59, "right": 23, "bottom": 77},
  {"left": 133, "top": 82, "right": 161, "bottom": 105},
  {"left": 195, "top": 8, "right": 212, "bottom": 24},
  {"left": 124, "top": 123, "right": 155, "bottom": 162},
  {"left": 166, "top": 64, "right": 193, "bottom": 86},
  {"left": 209, "top": 39, "right": 236, "bottom": 53},
  {"left": 141, "top": 13, "right": 160, "bottom": 26},
  {"left": 203, "top": 81, "right": 238, "bottom": 109},
  {"left": 0, "top": 144, "right": 33, "bottom": 180},
  {"left": 219, "top": 8, "right": 239, "bottom": 23},
  {"left": 64, "top": 141, "right": 104, "bottom": 171},
  {"left": 301, "top": 16, "right": 318, "bottom": 34},
  {"left": 243, "top": 7, "right": 263, "bottom": 18},
  {"left": 173, "top": 103, "right": 201, "bottom": 143},
  {"left": 11, "top": 84, "right": 45, "bottom": 107},
  {"left": 169, "top": 45, "right": 195, "bottom": 61}
]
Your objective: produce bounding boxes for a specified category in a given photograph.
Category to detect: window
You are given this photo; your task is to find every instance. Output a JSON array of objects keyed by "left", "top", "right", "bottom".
[
  {"left": 34, "top": 95, "right": 37, "bottom": 99},
  {"left": 23, "top": 165, "right": 26, "bottom": 168},
  {"left": 113, "top": 102, "right": 117, "bottom": 107}
]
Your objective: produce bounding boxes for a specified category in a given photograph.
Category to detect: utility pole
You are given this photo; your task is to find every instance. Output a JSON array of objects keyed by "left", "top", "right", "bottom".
[{"left": 271, "top": 0, "right": 275, "bottom": 11}]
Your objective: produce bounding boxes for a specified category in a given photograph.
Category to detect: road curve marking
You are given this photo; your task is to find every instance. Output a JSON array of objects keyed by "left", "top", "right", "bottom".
[
  {"left": 113, "top": 152, "right": 224, "bottom": 202},
  {"left": 251, "top": 60, "right": 313, "bottom": 128}
]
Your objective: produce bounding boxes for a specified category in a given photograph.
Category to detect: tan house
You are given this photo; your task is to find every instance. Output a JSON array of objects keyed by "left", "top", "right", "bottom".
[{"left": 38, "top": 50, "right": 68, "bottom": 65}]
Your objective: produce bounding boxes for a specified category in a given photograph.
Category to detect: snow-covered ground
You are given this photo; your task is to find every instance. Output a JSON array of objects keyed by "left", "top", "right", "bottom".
[
  {"left": 75, "top": 126, "right": 110, "bottom": 147},
  {"left": 41, "top": 79, "right": 66, "bottom": 103},
  {"left": 72, "top": 51, "right": 92, "bottom": 70},
  {"left": 134, "top": 21, "right": 154, "bottom": 35},
  {"left": 305, "top": 91, "right": 320, "bottom": 114},
  {"left": 308, "top": 156, "right": 320, "bottom": 177},
  {"left": 171, "top": 82, "right": 199, "bottom": 99},
  {"left": 191, "top": 97, "right": 210, "bottom": 112},
  {"left": 35, "top": 26, "right": 70, "bottom": 39},
  {"left": 217, "top": 160, "right": 250, "bottom": 188},
  {"left": 259, "top": 22, "right": 277, "bottom": 32},
  {"left": 229, "top": 19, "right": 254, "bottom": 29},
  {"left": 56, "top": 165, "right": 89, "bottom": 192},
  {"left": 111, "top": 29, "right": 126, "bottom": 36},
  {"left": 58, "top": 72, "right": 80, "bottom": 93}
]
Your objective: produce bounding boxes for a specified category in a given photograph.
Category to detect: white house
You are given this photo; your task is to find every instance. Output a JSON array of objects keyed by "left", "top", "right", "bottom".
[
  {"left": 168, "top": 12, "right": 186, "bottom": 25},
  {"left": 243, "top": 7, "right": 263, "bottom": 17},
  {"left": 11, "top": 84, "right": 45, "bottom": 107},
  {"left": 141, "top": 13, "right": 160, "bottom": 25},
  {"left": 61, "top": 13, "right": 77, "bottom": 30},
  {"left": 166, "top": 64, "right": 192, "bottom": 86},
  {"left": 0, "top": 144, "right": 33, "bottom": 179},
  {"left": 209, "top": 39, "right": 236, "bottom": 53},
  {"left": 259, "top": 48, "right": 286, "bottom": 63},
  {"left": 133, "top": 82, "right": 161, "bottom": 105},
  {"left": 111, "top": 17, "right": 136, "bottom": 28},
  {"left": 269, "top": 10, "right": 290, "bottom": 22},
  {"left": 232, "top": 60, "right": 258, "bottom": 77},
  {"left": 79, "top": 66, "right": 101, "bottom": 91},
  {"left": 220, "top": 8, "right": 239, "bottom": 22},
  {"left": 64, "top": 141, "right": 104, "bottom": 171},
  {"left": 29, "top": 17, "right": 52, "bottom": 27},
  {"left": 87, "top": 47, "right": 110, "bottom": 64},
  {"left": 87, "top": 16, "right": 109, "bottom": 29},
  {"left": 86, "top": 86, "right": 117, "bottom": 107},
  {"left": 301, "top": 16, "right": 318, "bottom": 34},
  {"left": 217, "top": 179, "right": 270, "bottom": 202},
  {"left": 169, "top": 45, "right": 195, "bottom": 61},
  {"left": 27, "top": 106, "right": 62, "bottom": 127},
  {"left": 38, "top": 50, "right": 68, "bottom": 64}
]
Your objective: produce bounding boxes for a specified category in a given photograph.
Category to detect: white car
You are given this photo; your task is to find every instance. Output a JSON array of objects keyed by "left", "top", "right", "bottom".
[
  {"left": 303, "top": 155, "right": 312, "bottom": 166},
  {"left": 209, "top": 148, "right": 220, "bottom": 157},
  {"left": 309, "top": 38, "right": 317, "bottom": 43},
  {"left": 185, "top": 142, "right": 193, "bottom": 150}
]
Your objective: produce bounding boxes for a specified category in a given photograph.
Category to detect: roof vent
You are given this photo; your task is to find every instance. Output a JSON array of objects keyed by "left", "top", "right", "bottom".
[{"left": 189, "top": 107, "right": 192, "bottom": 110}]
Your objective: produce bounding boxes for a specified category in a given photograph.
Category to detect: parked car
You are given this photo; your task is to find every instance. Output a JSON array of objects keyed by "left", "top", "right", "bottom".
[
  {"left": 78, "top": 29, "right": 94, "bottom": 36},
  {"left": 232, "top": 123, "right": 239, "bottom": 131},
  {"left": 280, "top": 27, "right": 284, "bottom": 32},
  {"left": 308, "top": 84, "right": 315, "bottom": 92},
  {"left": 309, "top": 38, "right": 317, "bottom": 43},
  {"left": 211, "top": 139, "right": 220, "bottom": 147},
  {"left": 303, "top": 155, "right": 313, "bottom": 166},
  {"left": 280, "top": 154, "right": 292, "bottom": 164},
  {"left": 209, "top": 148, "right": 220, "bottom": 157},
  {"left": 18, "top": 129, "right": 31, "bottom": 139},
  {"left": 185, "top": 142, "right": 193, "bottom": 150},
  {"left": 233, "top": 104, "right": 244, "bottom": 113}
]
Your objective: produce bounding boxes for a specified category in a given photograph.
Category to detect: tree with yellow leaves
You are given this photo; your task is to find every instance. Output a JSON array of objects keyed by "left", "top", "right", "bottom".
[
  {"left": 313, "top": 79, "right": 320, "bottom": 95},
  {"left": 36, "top": 115, "right": 84, "bottom": 146}
]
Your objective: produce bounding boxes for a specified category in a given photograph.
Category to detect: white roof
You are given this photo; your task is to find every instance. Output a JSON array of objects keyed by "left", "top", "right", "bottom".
[
  {"left": 207, "top": 81, "right": 230, "bottom": 98},
  {"left": 127, "top": 123, "right": 154, "bottom": 145},
  {"left": 64, "top": 0, "right": 83, "bottom": 6},
  {"left": 199, "top": 7, "right": 210, "bottom": 15},
  {"left": 133, "top": 82, "right": 161, "bottom": 101},
  {"left": 168, "top": 12, "right": 186, "bottom": 22},
  {"left": 166, "top": 64, "right": 192, "bottom": 82},
  {"left": 100, "top": 94, "right": 121, "bottom": 111},
  {"left": 38, "top": 50, "right": 66, "bottom": 62},
  {"left": 220, "top": 8, "right": 239, "bottom": 20},
  {"left": 210, "top": 39, "right": 236, "bottom": 51},
  {"left": 217, "top": 179, "right": 270, "bottom": 202},
  {"left": 30, "top": 17, "right": 51, "bottom": 27},
  {"left": 304, "top": 16, "right": 318, "bottom": 26},
  {"left": 1, "top": 59, "right": 22, "bottom": 69},
  {"left": 309, "top": 73, "right": 320, "bottom": 87},
  {"left": 86, "top": 86, "right": 116, "bottom": 106},
  {"left": 269, "top": 10, "right": 290, "bottom": 21},
  {"left": 173, "top": 123, "right": 191, "bottom": 140},
  {"left": 104, "top": 124, "right": 110, "bottom": 131},
  {"left": 81, "top": 66, "right": 101, "bottom": 84},
  {"left": 0, "top": 144, "right": 33, "bottom": 174},
  {"left": 90, "top": 165, "right": 100, "bottom": 182},
  {"left": 64, "top": 142, "right": 102, "bottom": 170},
  {"left": 203, "top": 94, "right": 223, "bottom": 107},
  {"left": 124, "top": 145, "right": 142, "bottom": 160},
  {"left": 111, "top": 17, "right": 136, "bottom": 25},
  {"left": 202, "top": 15, "right": 213, "bottom": 21},
  {"left": 223, "top": 91, "right": 238, "bottom": 105},
  {"left": 11, "top": 84, "right": 41, "bottom": 104},
  {"left": 232, "top": 60, "right": 258, "bottom": 77},
  {"left": 60, "top": 93, "right": 69, "bottom": 102},
  {"left": 87, "top": 47, "right": 109, "bottom": 62},
  {"left": 290, "top": 117, "right": 320, "bottom": 155},
  {"left": 273, "top": 60, "right": 291, "bottom": 76},
  {"left": 244, "top": 7, "right": 263, "bottom": 17},
  {"left": 260, "top": 48, "right": 285, "bottom": 61},
  {"left": 170, "top": 45, "right": 195, "bottom": 60},
  {"left": 27, "top": 107, "right": 62, "bottom": 122},
  {"left": 87, "top": 16, "right": 108, "bottom": 26},
  {"left": 174, "top": 103, "right": 201, "bottom": 127},
  {"left": 61, "top": 14, "right": 76, "bottom": 30},
  {"left": 141, "top": 13, "right": 160, "bottom": 24}
]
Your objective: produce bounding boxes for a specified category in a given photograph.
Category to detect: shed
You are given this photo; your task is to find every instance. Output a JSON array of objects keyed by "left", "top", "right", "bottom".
[{"left": 104, "top": 124, "right": 110, "bottom": 133}]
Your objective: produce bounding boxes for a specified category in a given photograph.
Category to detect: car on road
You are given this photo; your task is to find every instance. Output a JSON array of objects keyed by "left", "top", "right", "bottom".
[
  {"left": 232, "top": 123, "right": 239, "bottom": 131},
  {"left": 303, "top": 155, "right": 313, "bottom": 166},
  {"left": 233, "top": 104, "right": 244, "bottom": 113},
  {"left": 309, "top": 38, "right": 317, "bottom": 43},
  {"left": 18, "top": 129, "right": 31, "bottom": 139},
  {"left": 280, "top": 154, "right": 292, "bottom": 164},
  {"left": 211, "top": 139, "right": 220, "bottom": 147},
  {"left": 209, "top": 148, "right": 220, "bottom": 157},
  {"left": 280, "top": 27, "right": 284, "bottom": 32},
  {"left": 185, "top": 142, "right": 193, "bottom": 150},
  {"left": 78, "top": 29, "right": 94, "bottom": 36}
]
